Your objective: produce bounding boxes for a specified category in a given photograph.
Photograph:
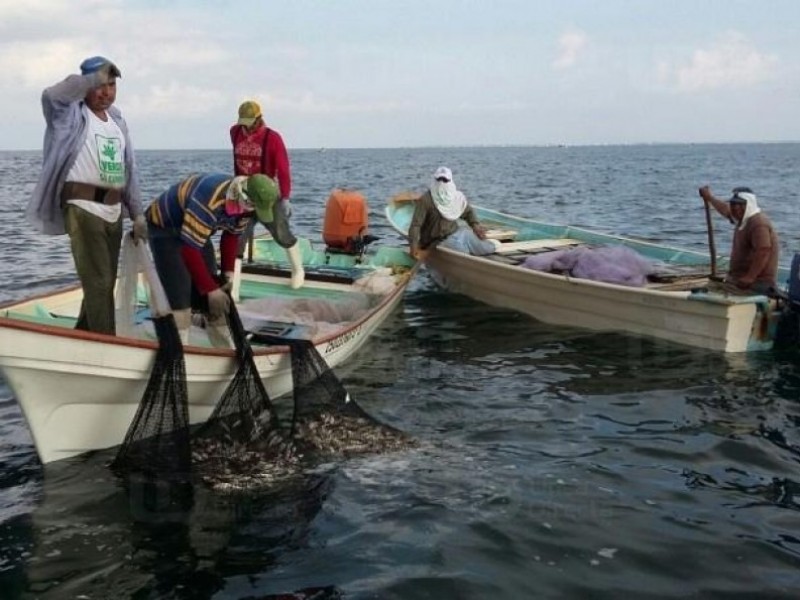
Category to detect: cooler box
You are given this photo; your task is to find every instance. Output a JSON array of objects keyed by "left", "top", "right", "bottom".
[{"left": 323, "top": 189, "right": 369, "bottom": 253}]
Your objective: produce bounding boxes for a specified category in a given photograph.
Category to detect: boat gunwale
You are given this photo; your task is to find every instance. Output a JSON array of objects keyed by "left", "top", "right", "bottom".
[
  {"left": 476, "top": 206, "right": 717, "bottom": 257},
  {"left": 0, "top": 263, "right": 419, "bottom": 357},
  {"left": 433, "top": 245, "right": 772, "bottom": 307},
  {"left": 385, "top": 201, "right": 776, "bottom": 307}
]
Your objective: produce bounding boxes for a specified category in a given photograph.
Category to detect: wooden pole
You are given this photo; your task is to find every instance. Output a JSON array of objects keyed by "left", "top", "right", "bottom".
[{"left": 703, "top": 201, "right": 718, "bottom": 279}]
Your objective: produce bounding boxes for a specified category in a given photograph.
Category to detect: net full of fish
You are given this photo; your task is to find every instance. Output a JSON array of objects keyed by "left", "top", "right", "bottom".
[
  {"left": 294, "top": 410, "right": 415, "bottom": 458},
  {"left": 192, "top": 429, "right": 302, "bottom": 492}
]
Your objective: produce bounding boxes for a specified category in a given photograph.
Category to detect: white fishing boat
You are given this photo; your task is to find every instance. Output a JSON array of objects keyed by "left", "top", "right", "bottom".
[
  {"left": 386, "top": 194, "right": 795, "bottom": 353},
  {"left": 0, "top": 237, "right": 417, "bottom": 464}
]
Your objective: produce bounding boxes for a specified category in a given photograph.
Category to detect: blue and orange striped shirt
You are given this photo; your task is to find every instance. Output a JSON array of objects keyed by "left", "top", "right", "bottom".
[{"left": 145, "top": 173, "right": 252, "bottom": 249}]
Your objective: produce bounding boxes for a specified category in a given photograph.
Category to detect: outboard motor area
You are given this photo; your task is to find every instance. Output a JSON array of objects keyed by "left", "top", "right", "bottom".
[
  {"left": 788, "top": 252, "right": 800, "bottom": 310},
  {"left": 323, "top": 189, "right": 378, "bottom": 261},
  {"left": 774, "top": 252, "right": 800, "bottom": 347}
]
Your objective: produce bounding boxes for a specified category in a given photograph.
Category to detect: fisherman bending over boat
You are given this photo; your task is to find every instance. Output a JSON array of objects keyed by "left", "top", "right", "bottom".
[
  {"left": 698, "top": 185, "right": 779, "bottom": 294},
  {"left": 408, "top": 167, "right": 498, "bottom": 260},
  {"left": 230, "top": 100, "right": 304, "bottom": 291},
  {"left": 26, "top": 56, "right": 147, "bottom": 335},
  {"left": 146, "top": 173, "right": 278, "bottom": 346}
]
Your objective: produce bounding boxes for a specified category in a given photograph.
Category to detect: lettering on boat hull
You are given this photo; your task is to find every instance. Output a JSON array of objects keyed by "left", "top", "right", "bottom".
[{"left": 324, "top": 325, "right": 363, "bottom": 355}]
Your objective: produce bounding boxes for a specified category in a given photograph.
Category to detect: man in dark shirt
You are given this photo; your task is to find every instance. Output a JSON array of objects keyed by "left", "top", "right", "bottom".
[
  {"left": 699, "top": 185, "right": 779, "bottom": 294},
  {"left": 408, "top": 166, "right": 497, "bottom": 260}
]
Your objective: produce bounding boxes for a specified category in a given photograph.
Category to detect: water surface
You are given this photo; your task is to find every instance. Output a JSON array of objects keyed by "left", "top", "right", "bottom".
[{"left": 1, "top": 144, "right": 799, "bottom": 598}]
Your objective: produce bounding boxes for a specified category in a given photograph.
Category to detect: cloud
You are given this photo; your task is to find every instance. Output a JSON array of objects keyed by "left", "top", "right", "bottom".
[
  {"left": 126, "top": 82, "right": 229, "bottom": 118},
  {"left": 251, "top": 90, "right": 415, "bottom": 115},
  {"left": 0, "top": 41, "right": 82, "bottom": 88},
  {"left": 660, "top": 31, "right": 778, "bottom": 92},
  {"left": 553, "top": 29, "right": 588, "bottom": 70},
  {"left": 0, "top": 0, "right": 99, "bottom": 22}
]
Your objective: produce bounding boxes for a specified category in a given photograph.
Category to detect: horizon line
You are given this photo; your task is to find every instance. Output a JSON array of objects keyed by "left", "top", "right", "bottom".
[{"left": 2, "top": 140, "right": 799, "bottom": 153}]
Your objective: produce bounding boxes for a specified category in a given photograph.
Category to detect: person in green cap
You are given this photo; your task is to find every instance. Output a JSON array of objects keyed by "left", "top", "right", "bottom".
[{"left": 145, "top": 173, "right": 277, "bottom": 346}]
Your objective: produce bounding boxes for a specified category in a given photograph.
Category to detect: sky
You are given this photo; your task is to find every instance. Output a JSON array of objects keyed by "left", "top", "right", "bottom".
[{"left": 1, "top": 0, "right": 799, "bottom": 150}]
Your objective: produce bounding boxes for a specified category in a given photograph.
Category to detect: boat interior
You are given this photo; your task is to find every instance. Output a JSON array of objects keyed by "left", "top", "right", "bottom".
[
  {"left": 0, "top": 238, "right": 416, "bottom": 346},
  {"left": 473, "top": 219, "right": 717, "bottom": 292},
  {"left": 387, "top": 197, "right": 730, "bottom": 293}
]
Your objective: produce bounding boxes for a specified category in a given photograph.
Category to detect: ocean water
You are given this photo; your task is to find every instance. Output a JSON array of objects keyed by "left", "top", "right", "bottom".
[{"left": 1, "top": 144, "right": 800, "bottom": 599}]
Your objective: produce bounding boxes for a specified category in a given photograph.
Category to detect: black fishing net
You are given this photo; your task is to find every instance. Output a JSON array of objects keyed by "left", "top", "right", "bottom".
[
  {"left": 114, "top": 289, "right": 412, "bottom": 495},
  {"left": 111, "top": 313, "right": 192, "bottom": 477},
  {"left": 253, "top": 333, "right": 413, "bottom": 458},
  {"left": 191, "top": 302, "right": 298, "bottom": 492}
]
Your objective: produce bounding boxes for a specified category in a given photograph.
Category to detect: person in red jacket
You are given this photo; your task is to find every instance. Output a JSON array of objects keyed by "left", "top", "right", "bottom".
[{"left": 230, "top": 100, "right": 304, "bottom": 293}]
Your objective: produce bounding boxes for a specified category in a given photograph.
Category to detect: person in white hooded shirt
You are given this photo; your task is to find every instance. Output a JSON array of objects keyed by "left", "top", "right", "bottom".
[
  {"left": 699, "top": 185, "right": 779, "bottom": 293},
  {"left": 408, "top": 166, "right": 499, "bottom": 260}
]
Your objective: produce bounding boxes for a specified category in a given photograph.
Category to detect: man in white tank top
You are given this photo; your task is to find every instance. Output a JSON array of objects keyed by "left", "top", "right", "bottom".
[{"left": 27, "top": 56, "right": 147, "bottom": 335}]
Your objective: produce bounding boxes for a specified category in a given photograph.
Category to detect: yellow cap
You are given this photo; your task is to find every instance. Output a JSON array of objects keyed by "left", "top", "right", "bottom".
[{"left": 237, "top": 101, "right": 262, "bottom": 127}]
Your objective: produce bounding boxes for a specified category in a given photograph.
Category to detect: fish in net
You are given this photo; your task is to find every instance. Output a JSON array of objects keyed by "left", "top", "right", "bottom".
[
  {"left": 191, "top": 300, "right": 298, "bottom": 492},
  {"left": 253, "top": 333, "right": 414, "bottom": 458}
]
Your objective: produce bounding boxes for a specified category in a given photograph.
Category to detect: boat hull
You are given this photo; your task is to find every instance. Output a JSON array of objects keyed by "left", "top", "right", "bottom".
[
  {"left": 0, "top": 250, "right": 415, "bottom": 464},
  {"left": 425, "top": 248, "right": 772, "bottom": 352},
  {"left": 387, "top": 199, "right": 780, "bottom": 353}
]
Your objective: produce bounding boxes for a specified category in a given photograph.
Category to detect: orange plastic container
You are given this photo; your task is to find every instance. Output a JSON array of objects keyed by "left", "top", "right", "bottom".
[{"left": 323, "top": 189, "right": 369, "bottom": 252}]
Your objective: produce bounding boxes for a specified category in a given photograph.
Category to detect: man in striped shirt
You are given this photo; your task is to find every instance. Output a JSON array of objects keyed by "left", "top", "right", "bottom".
[{"left": 146, "top": 173, "right": 277, "bottom": 346}]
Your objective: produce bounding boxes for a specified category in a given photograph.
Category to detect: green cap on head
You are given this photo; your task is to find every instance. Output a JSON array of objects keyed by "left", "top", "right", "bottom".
[{"left": 246, "top": 174, "right": 278, "bottom": 223}]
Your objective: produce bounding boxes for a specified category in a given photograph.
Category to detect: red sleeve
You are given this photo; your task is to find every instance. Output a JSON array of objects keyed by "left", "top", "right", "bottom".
[
  {"left": 268, "top": 131, "right": 291, "bottom": 199},
  {"left": 220, "top": 230, "right": 239, "bottom": 273},
  {"left": 180, "top": 244, "right": 218, "bottom": 295}
]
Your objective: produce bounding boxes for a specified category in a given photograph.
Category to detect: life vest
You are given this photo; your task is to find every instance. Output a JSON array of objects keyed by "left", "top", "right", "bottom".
[
  {"left": 323, "top": 189, "right": 369, "bottom": 253},
  {"left": 230, "top": 125, "right": 272, "bottom": 176}
]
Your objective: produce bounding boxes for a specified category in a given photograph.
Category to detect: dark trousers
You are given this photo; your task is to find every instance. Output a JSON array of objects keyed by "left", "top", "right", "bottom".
[
  {"left": 236, "top": 201, "right": 296, "bottom": 258},
  {"left": 63, "top": 204, "right": 123, "bottom": 335},
  {"left": 148, "top": 227, "right": 217, "bottom": 311}
]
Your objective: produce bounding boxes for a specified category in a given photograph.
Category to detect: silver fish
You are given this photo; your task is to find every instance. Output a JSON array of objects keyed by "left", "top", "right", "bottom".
[{"left": 294, "top": 411, "right": 415, "bottom": 457}]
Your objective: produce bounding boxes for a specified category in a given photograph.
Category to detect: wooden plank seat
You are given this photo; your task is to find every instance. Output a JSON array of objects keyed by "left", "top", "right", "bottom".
[
  {"left": 647, "top": 270, "right": 711, "bottom": 284},
  {"left": 646, "top": 266, "right": 713, "bottom": 289},
  {"left": 494, "top": 238, "right": 583, "bottom": 254},
  {"left": 482, "top": 238, "right": 585, "bottom": 267},
  {"left": 484, "top": 227, "right": 519, "bottom": 241},
  {"left": 646, "top": 276, "right": 711, "bottom": 291},
  {"left": 242, "top": 263, "right": 362, "bottom": 284}
]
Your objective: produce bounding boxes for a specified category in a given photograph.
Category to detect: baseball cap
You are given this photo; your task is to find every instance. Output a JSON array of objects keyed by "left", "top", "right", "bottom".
[
  {"left": 246, "top": 175, "right": 278, "bottom": 223},
  {"left": 238, "top": 101, "right": 262, "bottom": 127},
  {"left": 434, "top": 166, "right": 453, "bottom": 182},
  {"left": 80, "top": 56, "right": 121, "bottom": 78}
]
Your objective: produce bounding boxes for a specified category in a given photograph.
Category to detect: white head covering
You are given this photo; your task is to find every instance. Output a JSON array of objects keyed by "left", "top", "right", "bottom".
[
  {"left": 224, "top": 175, "right": 252, "bottom": 215},
  {"left": 430, "top": 166, "right": 467, "bottom": 221},
  {"left": 434, "top": 166, "right": 452, "bottom": 181},
  {"left": 731, "top": 190, "right": 761, "bottom": 230}
]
